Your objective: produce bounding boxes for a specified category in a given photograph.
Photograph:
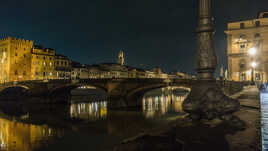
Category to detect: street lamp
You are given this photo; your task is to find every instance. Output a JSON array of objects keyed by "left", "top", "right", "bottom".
[
  {"left": 248, "top": 47, "right": 257, "bottom": 84},
  {"left": 248, "top": 47, "right": 257, "bottom": 56},
  {"left": 251, "top": 61, "right": 257, "bottom": 68},
  {"left": 250, "top": 61, "right": 257, "bottom": 84}
]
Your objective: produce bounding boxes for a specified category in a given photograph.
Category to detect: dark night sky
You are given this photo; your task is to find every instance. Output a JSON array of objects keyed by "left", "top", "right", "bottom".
[{"left": 0, "top": 0, "right": 267, "bottom": 74}]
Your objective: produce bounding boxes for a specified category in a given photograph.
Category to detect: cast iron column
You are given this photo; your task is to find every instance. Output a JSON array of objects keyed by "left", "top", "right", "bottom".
[
  {"left": 196, "top": 0, "right": 217, "bottom": 80},
  {"left": 182, "top": 0, "right": 240, "bottom": 121}
]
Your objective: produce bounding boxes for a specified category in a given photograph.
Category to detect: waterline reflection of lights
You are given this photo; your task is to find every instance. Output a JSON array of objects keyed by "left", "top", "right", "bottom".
[
  {"left": 142, "top": 91, "right": 188, "bottom": 118},
  {"left": 0, "top": 118, "right": 62, "bottom": 151},
  {"left": 70, "top": 101, "right": 107, "bottom": 121}
]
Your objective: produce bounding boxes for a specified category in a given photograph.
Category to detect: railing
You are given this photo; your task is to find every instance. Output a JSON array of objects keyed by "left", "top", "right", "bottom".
[{"left": 217, "top": 80, "right": 249, "bottom": 95}]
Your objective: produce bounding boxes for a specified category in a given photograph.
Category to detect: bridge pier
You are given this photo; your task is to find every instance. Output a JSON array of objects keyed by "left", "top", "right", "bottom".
[
  {"left": 107, "top": 94, "right": 143, "bottom": 109},
  {"left": 107, "top": 96, "right": 127, "bottom": 109}
]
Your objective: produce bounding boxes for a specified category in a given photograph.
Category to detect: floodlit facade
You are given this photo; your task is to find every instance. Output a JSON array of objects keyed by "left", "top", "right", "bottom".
[
  {"left": 31, "top": 46, "right": 55, "bottom": 80},
  {"left": 225, "top": 12, "right": 268, "bottom": 83},
  {"left": 0, "top": 37, "right": 72, "bottom": 82},
  {"left": 55, "top": 54, "right": 72, "bottom": 79},
  {"left": 71, "top": 62, "right": 89, "bottom": 80},
  {"left": 0, "top": 37, "right": 33, "bottom": 82}
]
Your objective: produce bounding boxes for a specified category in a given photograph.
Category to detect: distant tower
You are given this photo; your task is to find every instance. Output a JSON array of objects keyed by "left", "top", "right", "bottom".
[{"left": 118, "top": 49, "right": 124, "bottom": 65}]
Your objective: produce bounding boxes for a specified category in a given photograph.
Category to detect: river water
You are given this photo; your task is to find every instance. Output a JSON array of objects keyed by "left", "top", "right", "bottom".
[{"left": 0, "top": 87, "right": 189, "bottom": 151}]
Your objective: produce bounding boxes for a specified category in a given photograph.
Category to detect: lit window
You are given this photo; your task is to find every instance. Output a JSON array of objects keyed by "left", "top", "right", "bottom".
[
  {"left": 43, "top": 62, "right": 46, "bottom": 66},
  {"left": 50, "top": 62, "right": 52, "bottom": 66},
  {"left": 256, "top": 73, "right": 261, "bottom": 80},
  {"left": 256, "top": 21, "right": 260, "bottom": 27},
  {"left": 255, "top": 33, "right": 261, "bottom": 38},
  {"left": 240, "top": 23, "right": 245, "bottom": 29},
  {"left": 241, "top": 73, "right": 246, "bottom": 81},
  {"left": 239, "top": 44, "right": 247, "bottom": 53}
]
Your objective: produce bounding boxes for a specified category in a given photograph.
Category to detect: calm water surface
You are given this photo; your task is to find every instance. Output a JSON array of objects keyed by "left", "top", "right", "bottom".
[{"left": 0, "top": 87, "right": 189, "bottom": 151}]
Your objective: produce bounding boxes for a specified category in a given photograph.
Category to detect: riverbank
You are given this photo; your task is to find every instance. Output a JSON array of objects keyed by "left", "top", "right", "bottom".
[{"left": 114, "top": 86, "right": 261, "bottom": 151}]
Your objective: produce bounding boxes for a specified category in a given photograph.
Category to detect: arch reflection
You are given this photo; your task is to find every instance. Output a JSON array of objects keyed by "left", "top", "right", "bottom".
[
  {"left": 70, "top": 101, "right": 107, "bottom": 121},
  {"left": 142, "top": 88, "right": 188, "bottom": 118}
]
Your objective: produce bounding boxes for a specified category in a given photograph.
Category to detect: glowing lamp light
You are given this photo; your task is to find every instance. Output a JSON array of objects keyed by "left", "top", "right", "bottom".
[
  {"left": 248, "top": 47, "right": 257, "bottom": 56},
  {"left": 251, "top": 62, "right": 257, "bottom": 68}
]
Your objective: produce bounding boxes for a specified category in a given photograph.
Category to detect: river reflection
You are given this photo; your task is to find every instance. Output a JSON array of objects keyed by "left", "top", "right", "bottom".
[
  {"left": 0, "top": 87, "right": 189, "bottom": 151},
  {"left": 70, "top": 101, "right": 107, "bottom": 121},
  {"left": 142, "top": 94, "right": 187, "bottom": 118},
  {"left": 70, "top": 88, "right": 188, "bottom": 121},
  {"left": 0, "top": 118, "right": 63, "bottom": 151}
]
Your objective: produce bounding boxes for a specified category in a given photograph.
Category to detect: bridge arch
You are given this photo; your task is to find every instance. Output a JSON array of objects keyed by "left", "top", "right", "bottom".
[
  {"left": 0, "top": 85, "right": 31, "bottom": 100},
  {"left": 48, "top": 83, "right": 108, "bottom": 103},
  {"left": 0, "top": 85, "right": 30, "bottom": 92},
  {"left": 126, "top": 84, "right": 191, "bottom": 107},
  {"left": 49, "top": 83, "right": 107, "bottom": 94}
]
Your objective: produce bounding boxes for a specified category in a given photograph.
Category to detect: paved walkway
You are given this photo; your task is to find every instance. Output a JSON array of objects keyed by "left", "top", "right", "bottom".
[
  {"left": 260, "top": 88, "right": 268, "bottom": 151},
  {"left": 227, "top": 86, "right": 261, "bottom": 151}
]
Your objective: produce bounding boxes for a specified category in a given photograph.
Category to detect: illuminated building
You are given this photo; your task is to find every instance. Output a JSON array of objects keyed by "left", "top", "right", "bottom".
[
  {"left": 71, "top": 62, "right": 89, "bottom": 80},
  {"left": 0, "top": 37, "right": 33, "bottom": 82},
  {"left": 31, "top": 46, "right": 55, "bottom": 80},
  {"left": 151, "top": 67, "right": 168, "bottom": 79},
  {"left": 225, "top": 12, "right": 268, "bottom": 82},
  {"left": 55, "top": 54, "right": 72, "bottom": 79}
]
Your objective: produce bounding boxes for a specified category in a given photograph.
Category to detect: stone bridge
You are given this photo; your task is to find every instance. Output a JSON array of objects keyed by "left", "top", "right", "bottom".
[{"left": 0, "top": 78, "right": 246, "bottom": 107}]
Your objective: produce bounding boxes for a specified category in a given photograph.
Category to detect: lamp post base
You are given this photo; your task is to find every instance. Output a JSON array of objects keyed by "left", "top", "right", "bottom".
[{"left": 182, "top": 80, "right": 240, "bottom": 121}]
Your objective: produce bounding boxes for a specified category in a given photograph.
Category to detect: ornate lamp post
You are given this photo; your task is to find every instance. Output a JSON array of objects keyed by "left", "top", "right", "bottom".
[
  {"left": 182, "top": 0, "right": 240, "bottom": 120},
  {"left": 248, "top": 47, "right": 257, "bottom": 84}
]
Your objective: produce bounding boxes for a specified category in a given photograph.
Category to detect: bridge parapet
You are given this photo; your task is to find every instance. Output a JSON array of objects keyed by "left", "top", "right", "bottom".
[
  {"left": 0, "top": 78, "right": 206, "bottom": 106},
  {"left": 217, "top": 80, "right": 248, "bottom": 96}
]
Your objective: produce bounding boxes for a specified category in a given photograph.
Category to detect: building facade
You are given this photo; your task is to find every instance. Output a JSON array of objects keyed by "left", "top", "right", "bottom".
[
  {"left": 71, "top": 62, "right": 89, "bottom": 80},
  {"left": 0, "top": 37, "right": 33, "bottom": 82},
  {"left": 55, "top": 54, "right": 72, "bottom": 79},
  {"left": 31, "top": 46, "right": 55, "bottom": 80},
  {"left": 225, "top": 12, "right": 268, "bottom": 83}
]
